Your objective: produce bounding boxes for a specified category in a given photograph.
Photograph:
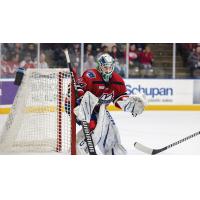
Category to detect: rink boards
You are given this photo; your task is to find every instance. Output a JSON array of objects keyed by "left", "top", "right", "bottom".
[{"left": 1, "top": 78, "right": 200, "bottom": 114}]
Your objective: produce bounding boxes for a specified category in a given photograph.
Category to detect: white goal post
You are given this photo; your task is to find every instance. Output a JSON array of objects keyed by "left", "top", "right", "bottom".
[{"left": 0, "top": 68, "right": 76, "bottom": 154}]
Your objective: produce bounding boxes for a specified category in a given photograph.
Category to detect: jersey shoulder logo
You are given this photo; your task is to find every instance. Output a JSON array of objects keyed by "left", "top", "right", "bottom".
[
  {"left": 86, "top": 70, "right": 96, "bottom": 79},
  {"left": 99, "top": 91, "right": 114, "bottom": 104},
  {"left": 77, "top": 77, "right": 87, "bottom": 89}
]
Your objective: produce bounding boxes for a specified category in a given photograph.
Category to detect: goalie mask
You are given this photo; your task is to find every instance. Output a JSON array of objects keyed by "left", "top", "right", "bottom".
[{"left": 97, "top": 54, "right": 114, "bottom": 82}]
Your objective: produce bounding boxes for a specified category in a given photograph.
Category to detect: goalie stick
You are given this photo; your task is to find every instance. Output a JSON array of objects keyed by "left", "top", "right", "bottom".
[
  {"left": 134, "top": 131, "right": 200, "bottom": 155},
  {"left": 64, "top": 49, "right": 97, "bottom": 155}
]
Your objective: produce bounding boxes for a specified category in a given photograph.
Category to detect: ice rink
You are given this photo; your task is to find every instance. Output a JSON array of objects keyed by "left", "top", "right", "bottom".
[
  {"left": 1, "top": 110, "right": 200, "bottom": 155},
  {"left": 111, "top": 110, "right": 200, "bottom": 155}
]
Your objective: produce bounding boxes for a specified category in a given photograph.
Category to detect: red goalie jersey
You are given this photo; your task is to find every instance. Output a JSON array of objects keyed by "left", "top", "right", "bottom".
[{"left": 77, "top": 68, "right": 127, "bottom": 109}]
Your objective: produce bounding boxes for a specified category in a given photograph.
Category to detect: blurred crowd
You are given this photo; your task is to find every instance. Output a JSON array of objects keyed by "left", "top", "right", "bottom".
[
  {"left": 177, "top": 43, "right": 200, "bottom": 78},
  {"left": 0, "top": 43, "right": 200, "bottom": 79}
]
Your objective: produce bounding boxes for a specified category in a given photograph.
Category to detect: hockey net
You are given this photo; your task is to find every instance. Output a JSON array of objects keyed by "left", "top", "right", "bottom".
[{"left": 0, "top": 68, "right": 76, "bottom": 154}]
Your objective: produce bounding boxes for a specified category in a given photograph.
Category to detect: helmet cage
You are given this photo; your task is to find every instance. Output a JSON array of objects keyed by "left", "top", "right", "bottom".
[{"left": 97, "top": 54, "right": 114, "bottom": 82}]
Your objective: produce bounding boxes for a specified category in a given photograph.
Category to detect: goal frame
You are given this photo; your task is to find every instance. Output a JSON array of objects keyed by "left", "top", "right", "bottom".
[{"left": 0, "top": 68, "right": 76, "bottom": 154}]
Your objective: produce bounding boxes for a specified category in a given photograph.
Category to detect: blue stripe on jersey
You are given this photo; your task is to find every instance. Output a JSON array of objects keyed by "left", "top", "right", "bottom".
[{"left": 103, "top": 123, "right": 110, "bottom": 148}]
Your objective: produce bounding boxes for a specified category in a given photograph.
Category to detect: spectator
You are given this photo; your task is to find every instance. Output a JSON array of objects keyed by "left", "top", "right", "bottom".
[
  {"left": 92, "top": 43, "right": 101, "bottom": 54},
  {"left": 69, "top": 43, "right": 81, "bottom": 75},
  {"left": 101, "top": 43, "right": 116, "bottom": 52},
  {"left": 187, "top": 46, "right": 200, "bottom": 78},
  {"left": 113, "top": 60, "right": 126, "bottom": 78},
  {"left": 136, "top": 43, "right": 145, "bottom": 52},
  {"left": 84, "top": 44, "right": 95, "bottom": 61},
  {"left": 83, "top": 54, "right": 97, "bottom": 71},
  {"left": 1, "top": 52, "right": 20, "bottom": 78},
  {"left": 11, "top": 52, "right": 20, "bottom": 63},
  {"left": 177, "top": 43, "right": 197, "bottom": 67},
  {"left": 38, "top": 53, "right": 49, "bottom": 68},
  {"left": 25, "top": 43, "right": 37, "bottom": 60},
  {"left": 102, "top": 45, "right": 109, "bottom": 54},
  {"left": 138, "top": 45, "right": 155, "bottom": 78},
  {"left": 110, "top": 45, "right": 125, "bottom": 77},
  {"left": 14, "top": 43, "right": 24, "bottom": 55},
  {"left": 20, "top": 52, "right": 35, "bottom": 69},
  {"left": 139, "top": 45, "right": 154, "bottom": 69},
  {"left": 53, "top": 47, "right": 66, "bottom": 67},
  {"left": 124, "top": 43, "right": 138, "bottom": 68},
  {"left": 1, "top": 43, "right": 24, "bottom": 61},
  {"left": 110, "top": 45, "right": 123, "bottom": 60},
  {"left": 96, "top": 45, "right": 109, "bottom": 58}
]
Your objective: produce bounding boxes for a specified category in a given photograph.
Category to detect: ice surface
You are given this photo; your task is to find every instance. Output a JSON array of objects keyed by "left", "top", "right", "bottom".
[{"left": 1, "top": 110, "right": 200, "bottom": 154}]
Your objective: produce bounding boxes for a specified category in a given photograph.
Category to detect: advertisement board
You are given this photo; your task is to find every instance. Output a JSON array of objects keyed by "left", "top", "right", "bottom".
[
  {"left": 125, "top": 79, "right": 194, "bottom": 105},
  {"left": 0, "top": 78, "right": 200, "bottom": 113},
  {"left": 0, "top": 79, "right": 18, "bottom": 106},
  {"left": 193, "top": 80, "right": 200, "bottom": 104}
]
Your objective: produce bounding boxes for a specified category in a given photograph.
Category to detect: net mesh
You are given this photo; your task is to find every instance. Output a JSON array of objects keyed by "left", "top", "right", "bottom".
[{"left": 0, "top": 68, "right": 75, "bottom": 154}]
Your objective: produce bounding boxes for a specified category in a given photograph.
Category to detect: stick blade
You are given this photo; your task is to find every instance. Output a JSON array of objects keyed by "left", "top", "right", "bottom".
[{"left": 134, "top": 142, "right": 154, "bottom": 154}]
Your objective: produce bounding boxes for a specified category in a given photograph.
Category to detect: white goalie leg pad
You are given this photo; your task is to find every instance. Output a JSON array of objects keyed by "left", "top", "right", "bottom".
[
  {"left": 114, "top": 144, "right": 127, "bottom": 155},
  {"left": 92, "top": 105, "right": 126, "bottom": 155},
  {"left": 76, "top": 129, "right": 103, "bottom": 155},
  {"left": 74, "top": 91, "right": 99, "bottom": 123},
  {"left": 105, "top": 144, "right": 127, "bottom": 155},
  {"left": 76, "top": 104, "right": 127, "bottom": 155},
  {"left": 77, "top": 134, "right": 125, "bottom": 155}
]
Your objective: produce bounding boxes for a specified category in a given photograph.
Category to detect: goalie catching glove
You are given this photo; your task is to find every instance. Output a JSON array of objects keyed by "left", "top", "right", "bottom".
[{"left": 117, "top": 93, "right": 147, "bottom": 117}]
